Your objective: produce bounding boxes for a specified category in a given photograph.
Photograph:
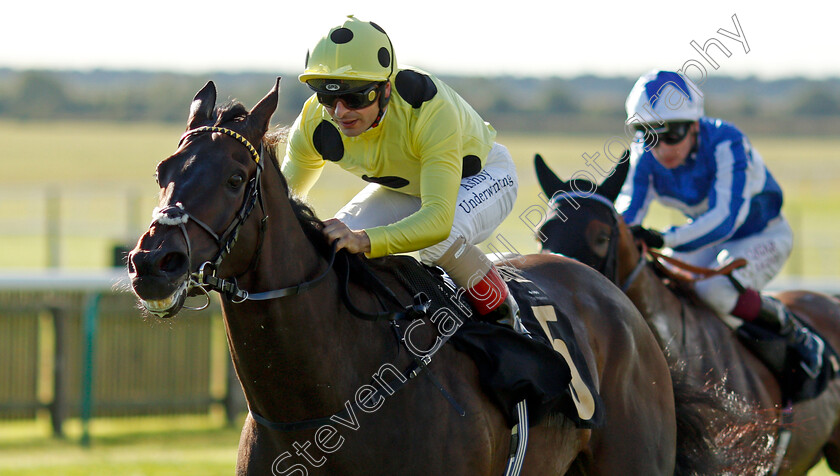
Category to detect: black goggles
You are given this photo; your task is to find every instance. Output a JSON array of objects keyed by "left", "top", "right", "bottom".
[
  {"left": 315, "top": 83, "right": 381, "bottom": 110},
  {"left": 636, "top": 121, "right": 693, "bottom": 147}
]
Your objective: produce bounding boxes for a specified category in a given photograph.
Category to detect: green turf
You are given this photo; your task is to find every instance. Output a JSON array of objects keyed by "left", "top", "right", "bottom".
[
  {"left": 0, "top": 415, "right": 241, "bottom": 475},
  {"left": 3, "top": 121, "right": 839, "bottom": 274},
  {"left": 1, "top": 120, "right": 838, "bottom": 474},
  {"left": 811, "top": 460, "right": 835, "bottom": 475},
  {"left": 0, "top": 415, "right": 835, "bottom": 474}
]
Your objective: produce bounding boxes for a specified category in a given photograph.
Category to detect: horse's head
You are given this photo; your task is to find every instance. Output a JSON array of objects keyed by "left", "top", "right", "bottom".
[
  {"left": 534, "top": 152, "right": 631, "bottom": 284},
  {"left": 128, "top": 79, "right": 280, "bottom": 318}
]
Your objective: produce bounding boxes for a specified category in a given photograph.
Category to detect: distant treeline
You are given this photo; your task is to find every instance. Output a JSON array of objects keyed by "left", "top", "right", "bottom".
[{"left": 1, "top": 68, "right": 839, "bottom": 135}]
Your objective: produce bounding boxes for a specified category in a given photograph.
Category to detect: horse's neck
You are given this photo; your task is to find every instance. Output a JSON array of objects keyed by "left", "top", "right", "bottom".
[
  {"left": 222, "top": 181, "right": 393, "bottom": 422},
  {"left": 622, "top": 254, "right": 688, "bottom": 353}
]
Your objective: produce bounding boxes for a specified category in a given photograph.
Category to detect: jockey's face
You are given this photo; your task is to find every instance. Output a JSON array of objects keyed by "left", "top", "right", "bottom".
[
  {"left": 325, "top": 82, "right": 391, "bottom": 137},
  {"left": 650, "top": 121, "right": 699, "bottom": 169}
]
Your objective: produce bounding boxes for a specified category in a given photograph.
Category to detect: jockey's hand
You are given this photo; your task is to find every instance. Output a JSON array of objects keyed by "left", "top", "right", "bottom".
[
  {"left": 322, "top": 218, "right": 371, "bottom": 255},
  {"left": 629, "top": 225, "right": 665, "bottom": 249}
]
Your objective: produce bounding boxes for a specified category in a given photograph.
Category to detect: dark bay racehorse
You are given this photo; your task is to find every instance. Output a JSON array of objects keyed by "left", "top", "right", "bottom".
[
  {"left": 535, "top": 153, "right": 840, "bottom": 475},
  {"left": 129, "top": 80, "right": 723, "bottom": 475}
]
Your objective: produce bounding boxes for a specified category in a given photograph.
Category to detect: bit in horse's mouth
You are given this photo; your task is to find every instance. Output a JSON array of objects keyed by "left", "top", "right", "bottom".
[{"left": 139, "top": 280, "right": 188, "bottom": 318}]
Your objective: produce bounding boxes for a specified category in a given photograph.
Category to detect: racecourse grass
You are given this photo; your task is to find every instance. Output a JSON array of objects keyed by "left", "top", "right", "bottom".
[
  {"left": 0, "top": 415, "right": 835, "bottom": 475},
  {"left": 2, "top": 119, "right": 840, "bottom": 275},
  {"left": 1, "top": 120, "right": 839, "bottom": 473},
  {"left": 812, "top": 462, "right": 835, "bottom": 475},
  {"left": 0, "top": 415, "right": 241, "bottom": 475}
]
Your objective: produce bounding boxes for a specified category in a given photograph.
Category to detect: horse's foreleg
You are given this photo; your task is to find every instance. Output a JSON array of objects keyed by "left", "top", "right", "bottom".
[{"left": 235, "top": 415, "right": 289, "bottom": 476}]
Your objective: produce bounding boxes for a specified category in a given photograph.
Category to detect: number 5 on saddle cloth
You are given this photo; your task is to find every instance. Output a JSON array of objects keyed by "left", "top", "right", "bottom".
[{"left": 374, "top": 255, "right": 604, "bottom": 429}]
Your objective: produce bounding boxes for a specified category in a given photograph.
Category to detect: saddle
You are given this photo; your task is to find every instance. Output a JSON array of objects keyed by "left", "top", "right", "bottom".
[
  {"left": 647, "top": 250, "right": 838, "bottom": 403},
  {"left": 370, "top": 255, "right": 604, "bottom": 429},
  {"left": 737, "top": 320, "right": 838, "bottom": 403}
]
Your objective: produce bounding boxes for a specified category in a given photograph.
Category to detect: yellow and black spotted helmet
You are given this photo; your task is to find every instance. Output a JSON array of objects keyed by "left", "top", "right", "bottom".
[{"left": 299, "top": 15, "right": 395, "bottom": 91}]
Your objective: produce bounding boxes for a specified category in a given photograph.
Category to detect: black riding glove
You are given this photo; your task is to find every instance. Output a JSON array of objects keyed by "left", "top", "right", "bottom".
[{"left": 629, "top": 225, "right": 665, "bottom": 249}]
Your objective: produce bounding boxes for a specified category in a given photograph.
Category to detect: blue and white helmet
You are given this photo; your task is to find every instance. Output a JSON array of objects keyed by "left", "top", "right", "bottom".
[{"left": 625, "top": 70, "right": 704, "bottom": 126}]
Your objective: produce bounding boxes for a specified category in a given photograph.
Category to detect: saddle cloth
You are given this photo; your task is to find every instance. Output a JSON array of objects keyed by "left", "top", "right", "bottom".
[{"left": 380, "top": 256, "right": 604, "bottom": 429}]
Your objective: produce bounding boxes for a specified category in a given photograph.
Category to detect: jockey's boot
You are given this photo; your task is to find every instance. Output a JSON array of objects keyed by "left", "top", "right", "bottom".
[
  {"left": 437, "top": 237, "right": 521, "bottom": 329},
  {"left": 466, "top": 264, "right": 521, "bottom": 327},
  {"left": 493, "top": 291, "right": 521, "bottom": 329},
  {"left": 756, "top": 295, "right": 825, "bottom": 378}
]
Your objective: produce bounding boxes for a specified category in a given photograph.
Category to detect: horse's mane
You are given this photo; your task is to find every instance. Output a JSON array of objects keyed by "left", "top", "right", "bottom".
[
  {"left": 263, "top": 124, "right": 332, "bottom": 258},
  {"left": 212, "top": 101, "right": 368, "bottom": 276}
]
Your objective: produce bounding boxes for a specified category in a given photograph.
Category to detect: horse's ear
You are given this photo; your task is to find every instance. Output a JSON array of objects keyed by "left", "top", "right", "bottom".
[
  {"left": 187, "top": 81, "right": 217, "bottom": 130},
  {"left": 534, "top": 153, "right": 571, "bottom": 198},
  {"left": 597, "top": 150, "right": 630, "bottom": 202},
  {"left": 247, "top": 77, "right": 281, "bottom": 136}
]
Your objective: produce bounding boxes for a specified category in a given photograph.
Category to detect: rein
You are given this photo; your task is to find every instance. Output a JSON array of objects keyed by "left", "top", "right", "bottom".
[
  {"left": 646, "top": 248, "right": 747, "bottom": 283},
  {"left": 154, "top": 126, "right": 420, "bottom": 311},
  {"left": 549, "top": 191, "right": 746, "bottom": 292},
  {"left": 153, "top": 125, "right": 462, "bottom": 431},
  {"left": 610, "top": 233, "right": 748, "bottom": 293}
]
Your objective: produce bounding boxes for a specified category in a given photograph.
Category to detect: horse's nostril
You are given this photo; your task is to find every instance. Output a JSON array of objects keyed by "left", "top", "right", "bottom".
[{"left": 159, "top": 252, "right": 188, "bottom": 274}]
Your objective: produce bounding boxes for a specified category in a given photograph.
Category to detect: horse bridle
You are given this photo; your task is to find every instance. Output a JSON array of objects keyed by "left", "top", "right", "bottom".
[
  {"left": 151, "top": 125, "right": 339, "bottom": 306},
  {"left": 549, "top": 191, "right": 651, "bottom": 293},
  {"left": 151, "top": 125, "right": 422, "bottom": 313},
  {"left": 549, "top": 191, "right": 622, "bottom": 284},
  {"left": 150, "top": 127, "right": 462, "bottom": 433}
]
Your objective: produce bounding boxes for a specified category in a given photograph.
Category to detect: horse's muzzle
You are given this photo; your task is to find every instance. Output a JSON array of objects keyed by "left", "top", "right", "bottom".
[{"left": 128, "top": 234, "right": 191, "bottom": 318}]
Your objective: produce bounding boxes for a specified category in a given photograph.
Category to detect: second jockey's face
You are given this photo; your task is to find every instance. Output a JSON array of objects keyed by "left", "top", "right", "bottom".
[{"left": 650, "top": 122, "right": 698, "bottom": 169}]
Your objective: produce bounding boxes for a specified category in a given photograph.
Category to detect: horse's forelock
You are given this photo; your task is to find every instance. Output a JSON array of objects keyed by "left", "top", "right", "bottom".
[
  {"left": 207, "top": 103, "right": 330, "bottom": 257},
  {"left": 214, "top": 101, "right": 249, "bottom": 126}
]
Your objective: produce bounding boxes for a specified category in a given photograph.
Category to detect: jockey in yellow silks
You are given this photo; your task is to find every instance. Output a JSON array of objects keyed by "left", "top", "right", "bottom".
[{"left": 280, "top": 15, "right": 519, "bottom": 323}]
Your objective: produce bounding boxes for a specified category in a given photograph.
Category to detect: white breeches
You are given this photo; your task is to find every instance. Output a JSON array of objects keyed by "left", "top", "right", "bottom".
[{"left": 669, "top": 216, "right": 794, "bottom": 316}]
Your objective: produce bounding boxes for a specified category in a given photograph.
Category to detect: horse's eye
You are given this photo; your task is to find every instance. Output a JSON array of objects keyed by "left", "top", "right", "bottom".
[{"left": 228, "top": 174, "right": 244, "bottom": 189}]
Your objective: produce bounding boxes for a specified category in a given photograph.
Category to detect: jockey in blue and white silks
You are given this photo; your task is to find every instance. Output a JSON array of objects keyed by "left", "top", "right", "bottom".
[
  {"left": 618, "top": 116, "right": 784, "bottom": 253},
  {"left": 617, "top": 69, "right": 823, "bottom": 376}
]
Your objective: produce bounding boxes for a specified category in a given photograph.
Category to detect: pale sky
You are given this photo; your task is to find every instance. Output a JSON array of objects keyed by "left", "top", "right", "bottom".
[{"left": 3, "top": 0, "right": 838, "bottom": 79}]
